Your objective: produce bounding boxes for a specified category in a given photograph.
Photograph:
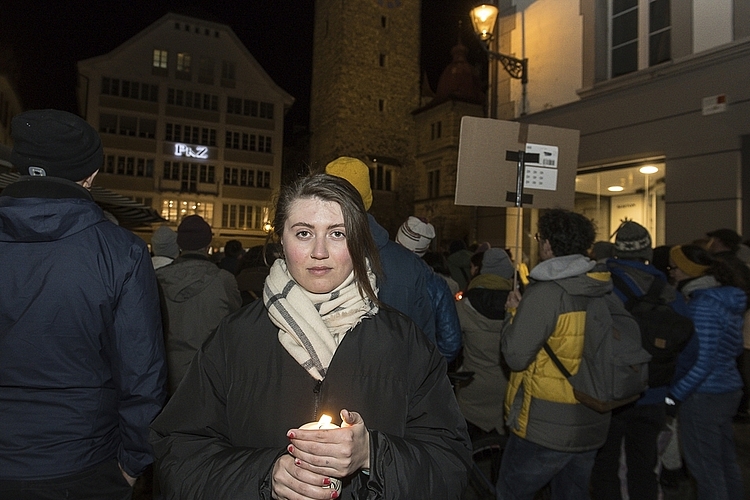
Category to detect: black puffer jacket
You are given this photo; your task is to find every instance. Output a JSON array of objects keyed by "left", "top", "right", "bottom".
[{"left": 150, "top": 301, "right": 472, "bottom": 499}]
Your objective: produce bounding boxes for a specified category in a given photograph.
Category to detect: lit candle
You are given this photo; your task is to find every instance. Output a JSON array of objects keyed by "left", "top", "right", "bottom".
[
  {"left": 298, "top": 414, "right": 342, "bottom": 492},
  {"left": 299, "top": 414, "right": 339, "bottom": 430}
]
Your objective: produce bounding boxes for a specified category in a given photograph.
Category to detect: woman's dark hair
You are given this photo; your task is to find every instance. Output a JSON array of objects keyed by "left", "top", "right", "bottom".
[
  {"left": 678, "top": 244, "right": 742, "bottom": 289},
  {"left": 470, "top": 251, "right": 485, "bottom": 273},
  {"left": 273, "top": 173, "right": 382, "bottom": 305},
  {"left": 537, "top": 209, "right": 596, "bottom": 257}
]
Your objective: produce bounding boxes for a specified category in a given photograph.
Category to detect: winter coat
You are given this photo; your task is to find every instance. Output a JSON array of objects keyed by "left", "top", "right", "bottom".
[
  {"left": 455, "top": 274, "right": 513, "bottom": 433},
  {"left": 149, "top": 301, "right": 472, "bottom": 499},
  {"left": 425, "top": 268, "right": 462, "bottom": 362},
  {"left": 502, "top": 255, "right": 612, "bottom": 452},
  {"left": 368, "top": 214, "right": 436, "bottom": 343},
  {"left": 670, "top": 276, "right": 746, "bottom": 401},
  {"left": 447, "top": 248, "right": 473, "bottom": 291},
  {"left": 0, "top": 176, "right": 167, "bottom": 480},
  {"left": 156, "top": 254, "right": 241, "bottom": 393}
]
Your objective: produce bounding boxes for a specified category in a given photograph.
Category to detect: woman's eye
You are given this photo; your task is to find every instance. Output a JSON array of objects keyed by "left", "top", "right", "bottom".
[
  {"left": 331, "top": 230, "right": 346, "bottom": 239},
  {"left": 296, "top": 230, "right": 311, "bottom": 238}
]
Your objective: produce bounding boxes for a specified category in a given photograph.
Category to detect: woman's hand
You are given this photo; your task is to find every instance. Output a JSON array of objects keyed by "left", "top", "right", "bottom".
[
  {"left": 287, "top": 409, "right": 370, "bottom": 479},
  {"left": 271, "top": 454, "right": 336, "bottom": 500}
]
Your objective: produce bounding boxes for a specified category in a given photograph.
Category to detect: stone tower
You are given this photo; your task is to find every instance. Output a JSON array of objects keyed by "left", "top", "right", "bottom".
[{"left": 309, "top": 0, "right": 421, "bottom": 234}]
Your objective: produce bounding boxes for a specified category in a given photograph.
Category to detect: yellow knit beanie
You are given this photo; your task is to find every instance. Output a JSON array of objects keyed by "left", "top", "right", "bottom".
[
  {"left": 325, "top": 156, "right": 373, "bottom": 211},
  {"left": 670, "top": 245, "right": 710, "bottom": 278}
]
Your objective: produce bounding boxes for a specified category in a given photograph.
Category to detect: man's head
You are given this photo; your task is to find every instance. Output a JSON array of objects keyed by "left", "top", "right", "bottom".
[
  {"left": 11, "top": 109, "right": 103, "bottom": 186},
  {"left": 481, "top": 248, "right": 515, "bottom": 280},
  {"left": 613, "top": 221, "right": 653, "bottom": 262},
  {"left": 177, "top": 215, "right": 213, "bottom": 253},
  {"left": 706, "top": 228, "right": 741, "bottom": 254},
  {"left": 324, "top": 156, "right": 373, "bottom": 211},
  {"left": 223, "top": 240, "right": 244, "bottom": 258},
  {"left": 536, "top": 209, "right": 596, "bottom": 260},
  {"left": 395, "top": 216, "right": 435, "bottom": 256}
]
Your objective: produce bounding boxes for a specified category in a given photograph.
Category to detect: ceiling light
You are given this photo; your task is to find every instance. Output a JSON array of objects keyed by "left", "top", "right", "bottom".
[
  {"left": 607, "top": 185, "right": 624, "bottom": 192},
  {"left": 639, "top": 166, "right": 659, "bottom": 174}
]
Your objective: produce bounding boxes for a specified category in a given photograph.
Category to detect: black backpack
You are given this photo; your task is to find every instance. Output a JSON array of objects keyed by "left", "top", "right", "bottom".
[{"left": 610, "top": 273, "right": 694, "bottom": 387}]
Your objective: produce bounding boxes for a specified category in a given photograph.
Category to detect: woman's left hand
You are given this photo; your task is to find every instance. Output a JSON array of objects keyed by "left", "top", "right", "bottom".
[{"left": 287, "top": 409, "right": 370, "bottom": 479}]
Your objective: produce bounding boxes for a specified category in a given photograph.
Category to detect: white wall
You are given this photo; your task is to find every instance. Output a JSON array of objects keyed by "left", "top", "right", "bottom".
[{"left": 693, "top": 0, "right": 733, "bottom": 53}]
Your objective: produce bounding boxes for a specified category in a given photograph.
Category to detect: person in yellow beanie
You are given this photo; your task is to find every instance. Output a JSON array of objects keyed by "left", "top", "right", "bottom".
[{"left": 325, "top": 157, "right": 463, "bottom": 361}]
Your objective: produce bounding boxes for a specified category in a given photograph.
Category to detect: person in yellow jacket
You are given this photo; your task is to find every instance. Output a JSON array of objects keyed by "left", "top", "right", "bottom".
[{"left": 496, "top": 209, "right": 613, "bottom": 500}]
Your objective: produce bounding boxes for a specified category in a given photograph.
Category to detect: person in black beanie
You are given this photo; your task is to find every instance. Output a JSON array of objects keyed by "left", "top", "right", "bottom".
[
  {"left": 156, "top": 214, "right": 241, "bottom": 394},
  {"left": 0, "top": 109, "right": 167, "bottom": 498}
]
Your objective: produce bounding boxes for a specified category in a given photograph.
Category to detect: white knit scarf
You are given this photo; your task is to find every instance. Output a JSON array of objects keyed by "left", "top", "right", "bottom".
[{"left": 263, "top": 259, "right": 379, "bottom": 381}]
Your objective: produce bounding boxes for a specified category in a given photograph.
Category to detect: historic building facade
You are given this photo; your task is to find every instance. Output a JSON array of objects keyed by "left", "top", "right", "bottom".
[{"left": 77, "top": 13, "right": 293, "bottom": 248}]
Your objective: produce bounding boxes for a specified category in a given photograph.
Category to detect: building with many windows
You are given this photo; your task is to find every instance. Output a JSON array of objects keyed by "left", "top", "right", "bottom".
[{"left": 77, "top": 12, "right": 293, "bottom": 249}]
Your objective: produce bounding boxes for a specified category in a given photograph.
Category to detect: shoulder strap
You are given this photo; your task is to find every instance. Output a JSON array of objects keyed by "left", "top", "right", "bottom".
[
  {"left": 610, "top": 271, "right": 665, "bottom": 308},
  {"left": 543, "top": 342, "right": 573, "bottom": 378}
]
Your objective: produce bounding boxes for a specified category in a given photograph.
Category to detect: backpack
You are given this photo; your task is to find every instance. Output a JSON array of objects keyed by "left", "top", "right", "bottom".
[
  {"left": 610, "top": 273, "right": 694, "bottom": 387},
  {"left": 543, "top": 293, "right": 652, "bottom": 413}
]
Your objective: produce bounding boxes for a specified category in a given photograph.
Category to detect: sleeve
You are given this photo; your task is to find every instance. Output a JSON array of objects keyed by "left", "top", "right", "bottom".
[
  {"left": 360, "top": 334, "right": 472, "bottom": 499},
  {"left": 501, "top": 283, "right": 562, "bottom": 371},
  {"left": 149, "top": 324, "right": 281, "bottom": 499},
  {"left": 669, "top": 296, "right": 722, "bottom": 401},
  {"left": 426, "top": 269, "right": 462, "bottom": 362},
  {"left": 113, "top": 241, "right": 168, "bottom": 477}
]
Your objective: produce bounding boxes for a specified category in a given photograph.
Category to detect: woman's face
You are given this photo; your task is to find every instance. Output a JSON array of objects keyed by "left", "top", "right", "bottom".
[
  {"left": 281, "top": 197, "right": 354, "bottom": 294},
  {"left": 669, "top": 259, "right": 691, "bottom": 283}
]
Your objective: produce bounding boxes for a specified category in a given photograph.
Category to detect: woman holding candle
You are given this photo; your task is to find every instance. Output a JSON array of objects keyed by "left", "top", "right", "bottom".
[{"left": 150, "top": 173, "right": 472, "bottom": 499}]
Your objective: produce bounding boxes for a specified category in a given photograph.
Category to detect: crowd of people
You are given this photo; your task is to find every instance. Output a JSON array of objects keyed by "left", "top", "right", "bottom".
[{"left": 1, "top": 109, "right": 748, "bottom": 500}]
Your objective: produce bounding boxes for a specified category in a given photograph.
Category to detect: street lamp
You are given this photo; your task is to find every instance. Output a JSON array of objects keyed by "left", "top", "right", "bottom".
[{"left": 469, "top": 3, "right": 528, "bottom": 84}]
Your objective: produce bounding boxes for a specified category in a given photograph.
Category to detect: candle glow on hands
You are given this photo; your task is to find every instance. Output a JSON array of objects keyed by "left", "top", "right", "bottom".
[{"left": 318, "top": 414, "right": 333, "bottom": 427}]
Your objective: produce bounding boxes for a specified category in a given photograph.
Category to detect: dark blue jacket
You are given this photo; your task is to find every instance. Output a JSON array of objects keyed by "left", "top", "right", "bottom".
[
  {"left": 0, "top": 177, "right": 167, "bottom": 480},
  {"left": 424, "top": 269, "right": 462, "bottom": 362},
  {"left": 368, "top": 214, "right": 436, "bottom": 345}
]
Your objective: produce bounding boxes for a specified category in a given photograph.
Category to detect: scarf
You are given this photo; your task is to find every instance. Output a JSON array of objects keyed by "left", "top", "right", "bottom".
[{"left": 263, "top": 259, "right": 378, "bottom": 381}]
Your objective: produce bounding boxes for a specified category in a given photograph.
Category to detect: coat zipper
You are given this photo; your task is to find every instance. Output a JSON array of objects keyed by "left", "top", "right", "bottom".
[{"left": 313, "top": 379, "right": 323, "bottom": 420}]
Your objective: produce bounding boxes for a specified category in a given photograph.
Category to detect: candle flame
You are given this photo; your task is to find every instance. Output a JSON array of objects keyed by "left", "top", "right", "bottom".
[{"left": 318, "top": 414, "right": 332, "bottom": 426}]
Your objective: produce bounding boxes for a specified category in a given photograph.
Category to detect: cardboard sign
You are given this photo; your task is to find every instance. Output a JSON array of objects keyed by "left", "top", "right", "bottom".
[{"left": 455, "top": 117, "right": 580, "bottom": 209}]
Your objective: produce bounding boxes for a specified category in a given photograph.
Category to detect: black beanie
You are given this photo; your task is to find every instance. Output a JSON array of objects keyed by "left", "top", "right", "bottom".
[
  {"left": 177, "top": 215, "right": 213, "bottom": 251},
  {"left": 10, "top": 109, "right": 103, "bottom": 182}
]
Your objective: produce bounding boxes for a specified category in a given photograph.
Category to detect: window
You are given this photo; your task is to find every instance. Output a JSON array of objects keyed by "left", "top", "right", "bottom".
[
  {"left": 222, "top": 167, "right": 270, "bottom": 187},
  {"left": 200, "top": 165, "right": 215, "bottom": 183},
  {"left": 378, "top": 99, "right": 385, "bottom": 112},
  {"left": 431, "top": 121, "right": 442, "bottom": 140},
  {"left": 198, "top": 56, "right": 214, "bottom": 83},
  {"left": 370, "top": 164, "right": 393, "bottom": 191},
  {"left": 176, "top": 52, "right": 192, "bottom": 74},
  {"left": 610, "top": 0, "right": 671, "bottom": 78},
  {"left": 167, "top": 88, "right": 218, "bottom": 111},
  {"left": 118, "top": 116, "right": 137, "bottom": 137},
  {"left": 379, "top": 53, "right": 386, "bottom": 67},
  {"left": 161, "top": 200, "right": 213, "bottom": 224},
  {"left": 222, "top": 60, "right": 236, "bottom": 80},
  {"left": 99, "top": 113, "right": 117, "bottom": 134},
  {"left": 139, "top": 119, "right": 156, "bottom": 139},
  {"left": 226, "top": 97, "right": 274, "bottom": 119},
  {"left": 101, "top": 77, "right": 157, "bottom": 102},
  {"left": 428, "top": 169, "right": 440, "bottom": 198},
  {"left": 225, "top": 130, "right": 273, "bottom": 153},
  {"left": 153, "top": 49, "right": 168, "bottom": 69},
  {"left": 104, "top": 154, "right": 154, "bottom": 177},
  {"left": 221, "top": 204, "right": 265, "bottom": 229},
  {"left": 381, "top": 16, "right": 387, "bottom": 28}
]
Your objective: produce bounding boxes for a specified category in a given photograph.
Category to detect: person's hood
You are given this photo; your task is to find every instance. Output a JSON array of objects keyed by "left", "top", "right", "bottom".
[
  {"left": 530, "top": 254, "right": 611, "bottom": 298},
  {"left": 0, "top": 177, "right": 106, "bottom": 242},
  {"left": 156, "top": 256, "right": 227, "bottom": 302},
  {"left": 679, "top": 274, "right": 720, "bottom": 297}
]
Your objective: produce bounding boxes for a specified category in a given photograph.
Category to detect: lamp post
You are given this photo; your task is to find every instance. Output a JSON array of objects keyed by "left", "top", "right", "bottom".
[{"left": 469, "top": 3, "right": 528, "bottom": 116}]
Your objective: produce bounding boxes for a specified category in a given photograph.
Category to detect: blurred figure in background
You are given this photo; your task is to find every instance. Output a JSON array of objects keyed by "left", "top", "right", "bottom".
[
  {"left": 156, "top": 215, "right": 241, "bottom": 394},
  {"left": 151, "top": 225, "right": 179, "bottom": 270},
  {"left": 219, "top": 239, "right": 244, "bottom": 275}
]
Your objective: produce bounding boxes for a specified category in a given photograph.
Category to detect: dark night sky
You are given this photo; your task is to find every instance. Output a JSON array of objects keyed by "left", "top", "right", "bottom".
[{"left": 0, "top": 0, "right": 485, "bottom": 133}]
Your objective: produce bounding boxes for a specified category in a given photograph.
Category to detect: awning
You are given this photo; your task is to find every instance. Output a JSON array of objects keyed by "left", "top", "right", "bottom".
[{"left": 0, "top": 172, "right": 167, "bottom": 228}]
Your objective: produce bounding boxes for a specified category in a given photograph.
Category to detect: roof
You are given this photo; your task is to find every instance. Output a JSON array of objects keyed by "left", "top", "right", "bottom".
[{"left": 0, "top": 172, "right": 167, "bottom": 228}]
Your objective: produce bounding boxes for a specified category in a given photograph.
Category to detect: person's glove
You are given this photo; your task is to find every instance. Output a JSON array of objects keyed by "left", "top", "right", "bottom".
[{"left": 665, "top": 394, "right": 680, "bottom": 418}]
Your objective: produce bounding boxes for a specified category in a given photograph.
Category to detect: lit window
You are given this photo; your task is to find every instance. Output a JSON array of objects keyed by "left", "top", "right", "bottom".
[
  {"left": 153, "top": 49, "right": 168, "bottom": 69},
  {"left": 177, "top": 53, "right": 192, "bottom": 73}
]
